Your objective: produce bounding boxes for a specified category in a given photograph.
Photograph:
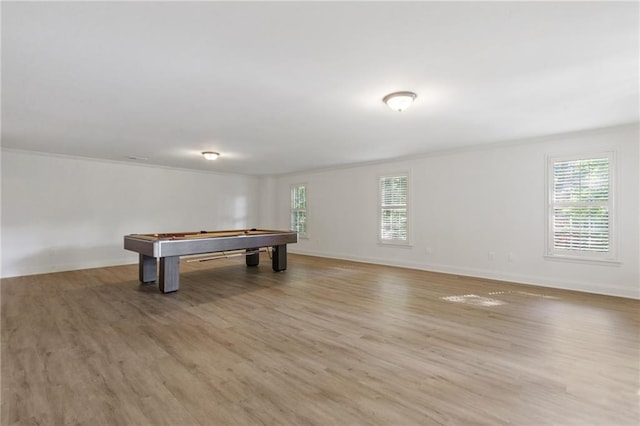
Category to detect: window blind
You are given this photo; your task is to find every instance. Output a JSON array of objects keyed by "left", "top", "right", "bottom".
[
  {"left": 380, "top": 175, "right": 408, "bottom": 241},
  {"left": 550, "top": 156, "right": 610, "bottom": 254},
  {"left": 291, "top": 185, "right": 307, "bottom": 236}
]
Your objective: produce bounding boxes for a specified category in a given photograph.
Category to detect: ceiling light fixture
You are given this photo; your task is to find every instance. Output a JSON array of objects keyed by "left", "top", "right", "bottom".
[
  {"left": 383, "top": 91, "right": 417, "bottom": 112},
  {"left": 202, "top": 151, "right": 220, "bottom": 160}
]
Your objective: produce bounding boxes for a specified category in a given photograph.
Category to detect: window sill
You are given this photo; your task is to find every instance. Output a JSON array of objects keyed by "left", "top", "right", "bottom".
[
  {"left": 377, "top": 241, "right": 413, "bottom": 248},
  {"left": 544, "top": 254, "right": 621, "bottom": 266}
]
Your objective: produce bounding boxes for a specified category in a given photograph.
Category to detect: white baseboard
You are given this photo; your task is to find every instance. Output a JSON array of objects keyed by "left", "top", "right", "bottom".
[
  {"left": 3, "top": 249, "right": 637, "bottom": 300},
  {"left": 1, "top": 257, "right": 138, "bottom": 279},
  {"left": 289, "top": 248, "right": 639, "bottom": 300}
]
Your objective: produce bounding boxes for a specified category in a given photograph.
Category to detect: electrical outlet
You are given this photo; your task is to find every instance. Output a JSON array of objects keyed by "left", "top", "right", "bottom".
[{"left": 488, "top": 251, "right": 495, "bottom": 261}]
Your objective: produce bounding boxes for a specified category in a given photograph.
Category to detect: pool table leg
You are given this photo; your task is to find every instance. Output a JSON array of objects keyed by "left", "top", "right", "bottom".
[
  {"left": 272, "top": 244, "right": 287, "bottom": 271},
  {"left": 159, "top": 256, "right": 180, "bottom": 293},
  {"left": 246, "top": 248, "right": 260, "bottom": 266},
  {"left": 139, "top": 254, "right": 157, "bottom": 283}
]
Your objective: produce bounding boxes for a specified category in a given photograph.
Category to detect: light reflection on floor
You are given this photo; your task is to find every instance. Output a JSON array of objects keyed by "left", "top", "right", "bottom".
[
  {"left": 488, "top": 290, "right": 560, "bottom": 299},
  {"left": 441, "top": 294, "right": 506, "bottom": 307}
]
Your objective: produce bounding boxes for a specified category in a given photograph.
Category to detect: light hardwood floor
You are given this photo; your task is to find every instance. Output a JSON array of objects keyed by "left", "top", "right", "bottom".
[{"left": 2, "top": 254, "right": 638, "bottom": 425}]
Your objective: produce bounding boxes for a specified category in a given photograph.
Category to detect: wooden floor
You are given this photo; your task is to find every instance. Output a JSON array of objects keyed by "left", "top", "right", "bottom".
[{"left": 2, "top": 254, "right": 638, "bottom": 425}]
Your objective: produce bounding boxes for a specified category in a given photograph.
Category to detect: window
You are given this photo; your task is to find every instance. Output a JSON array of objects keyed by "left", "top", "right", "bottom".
[
  {"left": 291, "top": 184, "right": 307, "bottom": 237},
  {"left": 379, "top": 174, "right": 409, "bottom": 244},
  {"left": 547, "top": 153, "right": 615, "bottom": 261}
]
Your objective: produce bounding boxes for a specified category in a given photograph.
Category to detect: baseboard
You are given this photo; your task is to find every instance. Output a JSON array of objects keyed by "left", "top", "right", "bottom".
[
  {"left": 0, "top": 257, "right": 138, "bottom": 279},
  {"left": 289, "top": 248, "right": 639, "bottom": 300},
  {"left": 3, "top": 249, "right": 636, "bottom": 300}
]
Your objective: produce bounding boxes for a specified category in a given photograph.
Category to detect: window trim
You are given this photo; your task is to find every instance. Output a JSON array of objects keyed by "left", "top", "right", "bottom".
[
  {"left": 545, "top": 151, "right": 618, "bottom": 263},
  {"left": 378, "top": 172, "right": 412, "bottom": 247},
  {"left": 290, "top": 183, "right": 308, "bottom": 239}
]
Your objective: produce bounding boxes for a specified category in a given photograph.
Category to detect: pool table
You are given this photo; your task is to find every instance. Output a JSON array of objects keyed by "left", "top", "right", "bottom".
[{"left": 124, "top": 229, "right": 298, "bottom": 293}]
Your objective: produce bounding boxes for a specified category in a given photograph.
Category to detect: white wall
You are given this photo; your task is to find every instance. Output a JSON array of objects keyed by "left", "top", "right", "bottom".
[
  {"left": 257, "top": 175, "right": 278, "bottom": 230},
  {"left": 271, "top": 124, "right": 640, "bottom": 299},
  {"left": 3, "top": 125, "right": 638, "bottom": 298},
  {"left": 1, "top": 150, "right": 261, "bottom": 277}
]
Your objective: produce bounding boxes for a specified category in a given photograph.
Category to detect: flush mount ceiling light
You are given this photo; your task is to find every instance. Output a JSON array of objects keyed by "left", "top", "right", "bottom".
[
  {"left": 202, "top": 151, "right": 220, "bottom": 160},
  {"left": 383, "top": 91, "right": 417, "bottom": 112}
]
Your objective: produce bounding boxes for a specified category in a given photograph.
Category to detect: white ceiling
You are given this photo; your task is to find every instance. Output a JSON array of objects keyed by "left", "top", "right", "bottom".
[{"left": 2, "top": 1, "right": 638, "bottom": 176}]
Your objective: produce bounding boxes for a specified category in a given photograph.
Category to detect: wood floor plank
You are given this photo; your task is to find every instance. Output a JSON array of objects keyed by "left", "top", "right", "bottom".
[{"left": 2, "top": 254, "right": 638, "bottom": 425}]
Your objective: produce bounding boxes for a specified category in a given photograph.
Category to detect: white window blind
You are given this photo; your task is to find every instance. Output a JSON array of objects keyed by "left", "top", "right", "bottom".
[
  {"left": 548, "top": 154, "right": 614, "bottom": 260},
  {"left": 291, "top": 184, "right": 307, "bottom": 237},
  {"left": 379, "top": 175, "right": 408, "bottom": 242}
]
